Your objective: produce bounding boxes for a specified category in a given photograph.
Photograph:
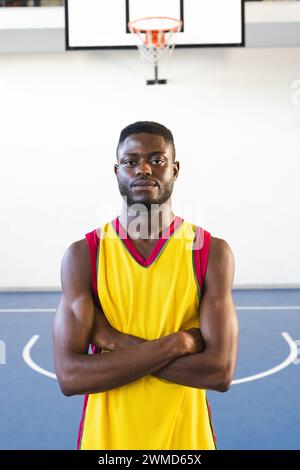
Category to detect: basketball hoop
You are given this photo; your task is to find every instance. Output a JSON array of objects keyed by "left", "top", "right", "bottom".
[{"left": 128, "top": 16, "right": 182, "bottom": 85}]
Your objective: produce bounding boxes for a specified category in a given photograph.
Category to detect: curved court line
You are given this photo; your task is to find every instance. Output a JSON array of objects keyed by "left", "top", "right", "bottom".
[
  {"left": 232, "top": 332, "right": 297, "bottom": 385},
  {"left": 22, "top": 335, "right": 57, "bottom": 380},
  {"left": 23, "top": 332, "right": 297, "bottom": 384}
]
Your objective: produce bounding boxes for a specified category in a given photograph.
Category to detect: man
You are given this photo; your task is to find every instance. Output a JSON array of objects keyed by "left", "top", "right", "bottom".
[{"left": 53, "top": 121, "right": 238, "bottom": 450}]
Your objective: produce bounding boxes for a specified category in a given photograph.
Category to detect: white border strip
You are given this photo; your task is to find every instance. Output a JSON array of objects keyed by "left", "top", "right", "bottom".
[{"left": 0, "top": 6, "right": 64, "bottom": 30}]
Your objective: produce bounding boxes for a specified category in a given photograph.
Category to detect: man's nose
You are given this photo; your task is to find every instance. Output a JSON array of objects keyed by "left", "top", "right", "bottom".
[{"left": 136, "top": 161, "right": 152, "bottom": 176}]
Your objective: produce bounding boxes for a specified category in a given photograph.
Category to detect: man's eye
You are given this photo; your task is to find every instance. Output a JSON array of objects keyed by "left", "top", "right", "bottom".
[{"left": 123, "top": 159, "right": 163, "bottom": 166}]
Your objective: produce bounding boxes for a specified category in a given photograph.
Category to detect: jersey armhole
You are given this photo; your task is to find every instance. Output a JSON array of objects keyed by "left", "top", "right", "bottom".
[
  {"left": 85, "top": 227, "right": 101, "bottom": 308},
  {"left": 193, "top": 225, "right": 211, "bottom": 299},
  {"left": 77, "top": 228, "right": 101, "bottom": 450},
  {"left": 85, "top": 227, "right": 102, "bottom": 354}
]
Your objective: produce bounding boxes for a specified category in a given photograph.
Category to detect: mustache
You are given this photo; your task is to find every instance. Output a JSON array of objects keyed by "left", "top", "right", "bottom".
[{"left": 131, "top": 178, "right": 158, "bottom": 187}]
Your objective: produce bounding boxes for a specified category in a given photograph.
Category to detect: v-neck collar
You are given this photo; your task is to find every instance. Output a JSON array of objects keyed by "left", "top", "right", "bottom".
[{"left": 111, "top": 215, "right": 183, "bottom": 267}]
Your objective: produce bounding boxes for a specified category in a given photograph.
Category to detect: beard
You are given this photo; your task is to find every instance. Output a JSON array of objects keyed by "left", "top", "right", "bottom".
[{"left": 117, "top": 179, "right": 174, "bottom": 210}]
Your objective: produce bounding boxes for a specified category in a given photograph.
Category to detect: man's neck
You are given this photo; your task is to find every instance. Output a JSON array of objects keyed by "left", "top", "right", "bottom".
[{"left": 118, "top": 202, "right": 175, "bottom": 240}]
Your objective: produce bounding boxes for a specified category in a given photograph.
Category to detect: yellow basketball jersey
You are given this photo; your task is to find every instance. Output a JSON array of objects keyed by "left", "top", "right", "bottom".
[{"left": 78, "top": 215, "right": 217, "bottom": 450}]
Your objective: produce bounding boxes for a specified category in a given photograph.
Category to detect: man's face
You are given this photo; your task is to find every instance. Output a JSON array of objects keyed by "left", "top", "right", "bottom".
[{"left": 114, "top": 133, "right": 179, "bottom": 209}]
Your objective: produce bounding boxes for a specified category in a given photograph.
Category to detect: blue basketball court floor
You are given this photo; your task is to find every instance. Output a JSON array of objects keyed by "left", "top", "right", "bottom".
[{"left": 0, "top": 289, "right": 299, "bottom": 450}]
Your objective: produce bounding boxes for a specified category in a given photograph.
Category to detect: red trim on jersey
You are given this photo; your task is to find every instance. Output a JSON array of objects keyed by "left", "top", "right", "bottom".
[
  {"left": 77, "top": 227, "right": 101, "bottom": 450},
  {"left": 194, "top": 228, "right": 216, "bottom": 447},
  {"left": 111, "top": 215, "right": 183, "bottom": 267},
  {"left": 206, "top": 396, "right": 218, "bottom": 449},
  {"left": 193, "top": 226, "right": 211, "bottom": 295},
  {"left": 85, "top": 228, "right": 101, "bottom": 307},
  {"left": 77, "top": 393, "right": 89, "bottom": 450}
]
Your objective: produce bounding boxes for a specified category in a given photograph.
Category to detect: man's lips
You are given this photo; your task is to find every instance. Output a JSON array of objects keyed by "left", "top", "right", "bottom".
[
  {"left": 132, "top": 185, "right": 157, "bottom": 191},
  {"left": 132, "top": 180, "right": 157, "bottom": 187}
]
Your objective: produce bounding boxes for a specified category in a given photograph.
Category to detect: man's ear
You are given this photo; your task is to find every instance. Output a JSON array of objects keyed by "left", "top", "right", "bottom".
[
  {"left": 114, "top": 164, "right": 119, "bottom": 175},
  {"left": 173, "top": 160, "right": 180, "bottom": 180}
]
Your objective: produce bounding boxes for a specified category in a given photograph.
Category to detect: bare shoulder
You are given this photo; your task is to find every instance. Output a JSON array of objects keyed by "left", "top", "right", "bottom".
[
  {"left": 209, "top": 236, "right": 234, "bottom": 264},
  {"left": 62, "top": 238, "right": 89, "bottom": 269},
  {"left": 61, "top": 237, "right": 92, "bottom": 295},
  {"left": 204, "top": 236, "right": 235, "bottom": 295},
  {"left": 72, "top": 237, "right": 90, "bottom": 257}
]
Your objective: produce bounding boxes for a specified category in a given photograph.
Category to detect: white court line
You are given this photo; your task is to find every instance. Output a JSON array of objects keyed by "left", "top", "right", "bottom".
[
  {"left": 1, "top": 306, "right": 300, "bottom": 313},
  {"left": 0, "top": 308, "right": 56, "bottom": 313},
  {"left": 232, "top": 332, "right": 297, "bottom": 385},
  {"left": 22, "top": 335, "right": 56, "bottom": 380},
  {"left": 23, "top": 332, "right": 298, "bottom": 384},
  {"left": 237, "top": 306, "right": 300, "bottom": 310}
]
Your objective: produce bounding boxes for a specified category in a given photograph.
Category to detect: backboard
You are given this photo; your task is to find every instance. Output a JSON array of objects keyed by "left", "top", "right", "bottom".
[{"left": 65, "top": 0, "right": 245, "bottom": 50}]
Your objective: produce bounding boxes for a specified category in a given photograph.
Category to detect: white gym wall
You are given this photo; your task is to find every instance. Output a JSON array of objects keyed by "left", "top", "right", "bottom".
[{"left": 0, "top": 46, "right": 299, "bottom": 289}]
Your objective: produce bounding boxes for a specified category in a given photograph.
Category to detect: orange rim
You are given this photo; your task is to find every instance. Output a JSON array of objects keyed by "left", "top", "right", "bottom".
[{"left": 128, "top": 16, "right": 182, "bottom": 34}]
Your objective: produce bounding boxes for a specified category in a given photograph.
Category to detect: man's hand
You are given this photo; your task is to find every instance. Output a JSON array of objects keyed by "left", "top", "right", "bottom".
[
  {"left": 181, "top": 328, "right": 206, "bottom": 354},
  {"left": 91, "top": 304, "right": 205, "bottom": 354}
]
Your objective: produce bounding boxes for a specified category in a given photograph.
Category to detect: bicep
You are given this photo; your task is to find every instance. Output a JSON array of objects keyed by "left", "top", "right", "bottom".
[
  {"left": 52, "top": 242, "right": 95, "bottom": 378},
  {"left": 200, "top": 292, "right": 238, "bottom": 360},
  {"left": 53, "top": 293, "right": 94, "bottom": 356},
  {"left": 199, "top": 239, "right": 239, "bottom": 370}
]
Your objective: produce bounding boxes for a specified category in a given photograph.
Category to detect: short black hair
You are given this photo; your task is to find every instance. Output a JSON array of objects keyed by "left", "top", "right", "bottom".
[{"left": 116, "top": 121, "right": 176, "bottom": 162}]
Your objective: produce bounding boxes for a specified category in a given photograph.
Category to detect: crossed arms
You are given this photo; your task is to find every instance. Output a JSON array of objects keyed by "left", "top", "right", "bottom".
[{"left": 53, "top": 236, "right": 238, "bottom": 396}]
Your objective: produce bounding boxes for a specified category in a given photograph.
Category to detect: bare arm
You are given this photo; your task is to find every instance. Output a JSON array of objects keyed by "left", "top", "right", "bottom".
[
  {"left": 153, "top": 238, "right": 238, "bottom": 391},
  {"left": 92, "top": 237, "right": 239, "bottom": 392},
  {"left": 52, "top": 240, "right": 195, "bottom": 397}
]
